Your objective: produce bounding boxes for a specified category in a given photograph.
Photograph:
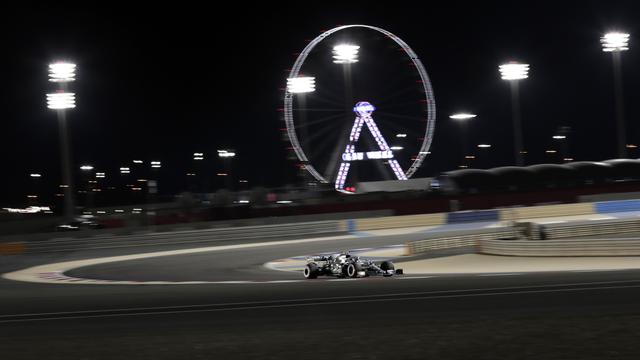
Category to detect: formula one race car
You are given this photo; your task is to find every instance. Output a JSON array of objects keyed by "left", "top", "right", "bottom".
[{"left": 303, "top": 252, "right": 403, "bottom": 279}]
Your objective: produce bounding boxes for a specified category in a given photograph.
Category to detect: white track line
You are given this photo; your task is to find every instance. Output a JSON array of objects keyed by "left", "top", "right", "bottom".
[
  {"left": 2, "top": 234, "right": 357, "bottom": 285},
  {"left": 477, "top": 273, "right": 522, "bottom": 277}
]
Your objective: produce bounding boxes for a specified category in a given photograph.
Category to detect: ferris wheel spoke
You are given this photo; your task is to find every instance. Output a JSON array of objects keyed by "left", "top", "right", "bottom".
[
  {"left": 376, "top": 99, "right": 429, "bottom": 111},
  {"left": 300, "top": 122, "right": 343, "bottom": 148},
  {"left": 293, "top": 108, "right": 345, "bottom": 112},
  {"left": 294, "top": 112, "right": 347, "bottom": 129},
  {"left": 322, "top": 124, "right": 353, "bottom": 181},
  {"left": 375, "top": 111, "right": 427, "bottom": 123},
  {"left": 375, "top": 85, "right": 418, "bottom": 102},
  {"left": 304, "top": 92, "right": 346, "bottom": 107}
]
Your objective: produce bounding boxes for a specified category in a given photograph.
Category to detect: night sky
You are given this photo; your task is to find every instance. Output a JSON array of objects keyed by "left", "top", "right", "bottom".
[{"left": 2, "top": 2, "right": 640, "bottom": 207}]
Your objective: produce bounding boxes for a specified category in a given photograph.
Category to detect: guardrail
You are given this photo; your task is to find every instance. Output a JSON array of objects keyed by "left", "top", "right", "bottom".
[
  {"left": 1, "top": 220, "right": 345, "bottom": 254},
  {"left": 499, "top": 203, "right": 593, "bottom": 222},
  {"left": 477, "top": 238, "right": 640, "bottom": 256},
  {"left": 407, "top": 227, "right": 516, "bottom": 255},
  {"left": 353, "top": 213, "right": 446, "bottom": 231},
  {"left": 594, "top": 199, "right": 640, "bottom": 214},
  {"left": 406, "top": 217, "right": 640, "bottom": 257},
  {"left": 527, "top": 218, "right": 640, "bottom": 240}
]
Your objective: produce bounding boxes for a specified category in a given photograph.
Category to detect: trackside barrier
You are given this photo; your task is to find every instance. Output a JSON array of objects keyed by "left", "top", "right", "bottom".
[
  {"left": 407, "top": 228, "right": 515, "bottom": 255},
  {"left": 407, "top": 217, "right": 640, "bottom": 257},
  {"left": 2, "top": 220, "right": 345, "bottom": 254},
  {"left": 499, "top": 203, "right": 594, "bottom": 222},
  {"left": 594, "top": 199, "right": 640, "bottom": 214},
  {"left": 356, "top": 200, "right": 608, "bottom": 232},
  {"left": 477, "top": 238, "right": 640, "bottom": 256},
  {"left": 447, "top": 210, "right": 499, "bottom": 224},
  {"left": 536, "top": 218, "right": 640, "bottom": 239},
  {"left": 354, "top": 213, "right": 446, "bottom": 231}
]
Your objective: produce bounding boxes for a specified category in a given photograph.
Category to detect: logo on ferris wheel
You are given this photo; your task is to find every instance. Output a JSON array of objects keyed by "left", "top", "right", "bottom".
[{"left": 335, "top": 101, "right": 407, "bottom": 191}]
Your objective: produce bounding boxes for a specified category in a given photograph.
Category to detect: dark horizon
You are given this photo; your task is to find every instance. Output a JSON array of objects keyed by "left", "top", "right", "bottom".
[{"left": 2, "top": 1, "right": 640, "bottom": 206}]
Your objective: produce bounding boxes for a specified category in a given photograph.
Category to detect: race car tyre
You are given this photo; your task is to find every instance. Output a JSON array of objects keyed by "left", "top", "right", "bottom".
[
  {"left": 380, "top": 261, "right": 395, "bottom": 277},
  {"left": 380, "top": 261, "right": 395, "bottom": 271},
  {"left": 304, "top": 263, "right": 319, "bottom": 279},
  {"left": 346, "top": 263, "right": 361, "bottom": 278}
]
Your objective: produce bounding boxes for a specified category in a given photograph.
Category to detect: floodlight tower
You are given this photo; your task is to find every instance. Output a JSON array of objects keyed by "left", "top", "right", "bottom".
[
  {"left": 47, "top": 62, "right": 77, "bottom": 221},
  {"left": 601, "top": 32, "right": 630, "bottom": 158},
  {"left": 286, "top": 76, "right": 316, "bottom": 183},
  {"left": 499, "top": 62, "right": 529, "bottom": 166},
  {"left": 329, "top": 44, "right": 364, "bottom": 184},
  {"left": 449, "top": 113, "right": 477, "bottom": 167}
]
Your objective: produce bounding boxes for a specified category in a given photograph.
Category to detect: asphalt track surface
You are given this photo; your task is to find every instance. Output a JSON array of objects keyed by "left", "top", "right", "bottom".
[{"left": 3, "top": 232, "right": 640, "bottom": 359}]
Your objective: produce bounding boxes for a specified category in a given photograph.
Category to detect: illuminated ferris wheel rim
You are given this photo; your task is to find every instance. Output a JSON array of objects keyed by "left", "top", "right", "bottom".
[{"left": 284, "top": 24, "right": 437, "bottom": 183}]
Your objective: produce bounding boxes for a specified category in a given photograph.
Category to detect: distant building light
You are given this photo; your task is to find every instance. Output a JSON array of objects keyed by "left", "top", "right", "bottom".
[
  {"left": 553, "top": 135, "right": 566, "bottom": 140},
  {"left": 3, "top": 206, "right": 51, "bottom": 214},
  {"left": 449, "top": 113, "right": 477, "bottom": 120},
  {"left": 218, "top": 150, "right": 236, "bottom": 158},
  {"left": 80, "top": 165, "right": 94, "bottom": 171},
  {"left": 477, "top": 144, "right": 492, "bottom": 148},
  {"left": 396, "top": 133, "right": 407, "bottom": 138},
  {"left": 30, "top": 173, "right": 42, "bottom": 178},
  {"left": 390, "top": 146, "right": 403, "bottom": 151}
]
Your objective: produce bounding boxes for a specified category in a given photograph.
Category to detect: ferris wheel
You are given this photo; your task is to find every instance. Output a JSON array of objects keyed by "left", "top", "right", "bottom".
[{"left": 284, "top": 25, "right": 436, "bottom": 193}]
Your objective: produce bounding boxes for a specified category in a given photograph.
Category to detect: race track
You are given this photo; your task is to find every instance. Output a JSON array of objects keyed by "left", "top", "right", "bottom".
[{"left": 2, "top": 229, "right": 640, "bottom": 359}]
